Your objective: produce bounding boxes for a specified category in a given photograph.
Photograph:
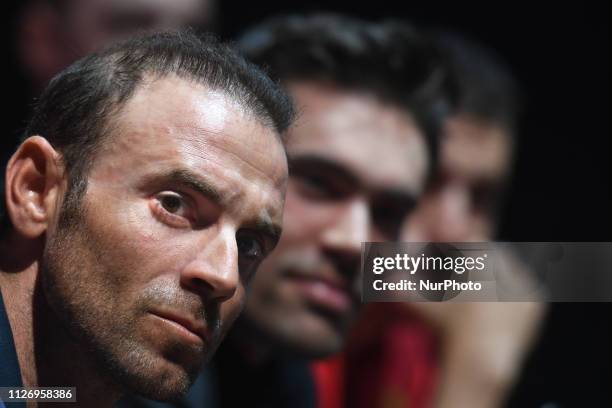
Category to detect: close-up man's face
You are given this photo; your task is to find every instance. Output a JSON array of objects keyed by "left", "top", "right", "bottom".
[
  {"left": 243, "top": 81, "right": 429, "bottom": 357},
  {"left": 403, "top": 113, "right": 513, "bottom": 242},
  {"left": 41, "top": 75, "right": 287, "bottom": 400}
]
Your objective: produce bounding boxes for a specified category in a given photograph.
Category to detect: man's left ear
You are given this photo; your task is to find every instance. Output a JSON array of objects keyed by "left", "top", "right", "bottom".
[{"left": 4, "top": 136, "right": 65, "bottom": 238}]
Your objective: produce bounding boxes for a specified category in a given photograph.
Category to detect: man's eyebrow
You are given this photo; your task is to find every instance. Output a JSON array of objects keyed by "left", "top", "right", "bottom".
[
  {"left": 288, "top": 154, "right": 360, "bottom": 187},
  {"left": 152, "top": 169, "right": 223, "bottom": 203},
  {"left": 152, "top": 169, "right": 283, "bottom": 245}
]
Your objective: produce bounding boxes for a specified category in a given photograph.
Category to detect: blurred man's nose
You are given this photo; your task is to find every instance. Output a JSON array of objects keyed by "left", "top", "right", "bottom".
[
  {"left": 321, "top": 198, "right": 370, "bottom": 254},
  {"left": 430, "top": 184, "right": 473, "bottom": 242},
  {"left": 180, "top": 228, "right": 239, "bottom": 303},
  {"left": 320, "top": 198, "right": 369, "bottom": 278}
]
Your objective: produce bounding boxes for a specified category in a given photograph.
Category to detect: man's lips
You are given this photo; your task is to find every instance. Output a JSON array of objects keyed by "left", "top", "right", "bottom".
[
  {"left": 149, "top": 310, "right": 210, "bottom": 345},
  {"left": 286, "top": 274, "right": 353, "bottom": 315}
]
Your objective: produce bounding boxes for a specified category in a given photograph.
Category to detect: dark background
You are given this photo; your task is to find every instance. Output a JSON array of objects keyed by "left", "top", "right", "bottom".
[{"left": 5, "top": 2, "right": 612, "bottom": 406}]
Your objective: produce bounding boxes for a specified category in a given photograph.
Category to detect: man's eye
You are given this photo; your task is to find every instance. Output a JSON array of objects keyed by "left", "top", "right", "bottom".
[
  {"left": 152, "top": 192, "right": 193, "bottom": 228},
  {"left": 236, "top": 234, "right": 264, "bottom": 260},
  {"left": 159, "top": 193, "right": 184, "bottom": 214}
]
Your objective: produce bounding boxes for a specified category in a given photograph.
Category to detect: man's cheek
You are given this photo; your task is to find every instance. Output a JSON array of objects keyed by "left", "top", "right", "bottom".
[
  {"left": 86, "top": 192, "right": 161, "bottom": 246},
  {"left": 216, "top": 289, "right": 247, "bottom": 344}
]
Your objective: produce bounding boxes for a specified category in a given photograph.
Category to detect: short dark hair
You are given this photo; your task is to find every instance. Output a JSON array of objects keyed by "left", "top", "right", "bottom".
[
  {"left": 1, "top": 30, "right": 293, "bottom": 235},
  {"left": 237, "top": 14, "right": 455, "bottom": 176},
  {"left": 435, "top": 31, "right": 521, "bottom": 133}
]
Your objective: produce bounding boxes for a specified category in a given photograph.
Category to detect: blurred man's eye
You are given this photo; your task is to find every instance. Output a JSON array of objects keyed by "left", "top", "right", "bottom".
[
  {"left": 236, "top": 233, "right": 268, "bottom": 281},
  {"left": 237, "top": 234, "right": 264, "bottom": 260},
  {"left": 293, "top": 172, "right": 341, "bottom": 199},
  {"left": 371, "top": 193, "right": 417, "bottom": 239},
  {"left": 371, "top": 205, "right": 408, "bottom": 239},
  {"left": 289, "top": 157, "right": 357, "bottom": 201}
]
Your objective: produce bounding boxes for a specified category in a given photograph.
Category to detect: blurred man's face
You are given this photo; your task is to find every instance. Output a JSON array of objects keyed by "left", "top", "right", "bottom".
[
  {"left": 404, "top": 114, "right": 513, "bottom": 242},
  {"left": 243, "top": 81, "right": 429, "bottom": 357},
  {"left": 42, "top": 76, "right": 287, "bottom": 400},
  {"left": 20, "top": 0, "right": 212, "bottom": 89},
  {"left": 65, "top": 0, "right": 211, "bottom": 55}
]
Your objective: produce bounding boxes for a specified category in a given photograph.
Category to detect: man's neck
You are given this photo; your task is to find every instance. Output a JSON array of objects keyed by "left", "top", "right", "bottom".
[
  {"left": 228, "top": 316, "right": 308, "bottom": 367},
  {"left": 0, "top": 242, "right": 121, "bottom": 407},
  {"left": 226, "top": 319, "right": 277, "bottom": 367}
]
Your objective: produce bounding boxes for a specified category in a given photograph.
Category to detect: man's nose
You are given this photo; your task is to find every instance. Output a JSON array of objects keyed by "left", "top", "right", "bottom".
[
  {"left": 321, "top": 198, "right": 370, "bottom": 256},
  {"left": 179, "top": 228, "right": 239, "bottom": 303},
  {"left": 431, "top": 184, "right": 472, "bottom": 241}
]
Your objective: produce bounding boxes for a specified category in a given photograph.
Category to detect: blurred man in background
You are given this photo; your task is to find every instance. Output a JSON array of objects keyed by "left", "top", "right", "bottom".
[
  {"left": 404, "top": 32, "right": 545, "bottom": 408},
  {"left": 404, "top": 32, "right": 518, "bottom": 243},
  {"left": 340, "top": 32, "right": 544, "bottom": 408},
  {"left": 6, "top": 0, "right": 214, "bottom": 157},
  {"left": 235, "top": 15, "right": 450, "bottom": 362},
  {"left": 17, "top": 0, "right": 215, "bottom": 92}
]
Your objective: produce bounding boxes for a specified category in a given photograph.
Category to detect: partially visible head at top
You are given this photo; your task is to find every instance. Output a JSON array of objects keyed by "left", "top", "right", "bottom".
[
  {"left": 404, "top": 31, "right": 520, "bottom": 242},
  {"left": 1, "top": 31, "right": 292, "bottom": 401},
  {"left": 17, "top": 0, "right": 216, "bottom": 91},
  {"left": 235, "top": 14, "right": 453, "bottom": 358}
]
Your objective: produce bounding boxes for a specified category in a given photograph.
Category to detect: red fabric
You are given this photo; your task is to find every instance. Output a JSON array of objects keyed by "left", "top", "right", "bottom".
[
  {"left": 312, "top": 304, "right": 439, "bottom": 408},
  {"left": 312, "top": 355, "right": 345, "bottom": 408}
]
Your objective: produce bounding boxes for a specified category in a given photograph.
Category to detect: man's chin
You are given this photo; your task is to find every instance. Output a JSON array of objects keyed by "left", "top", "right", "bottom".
[
  {"left": 121, "top": 359, "right": 196, "bottom": 402},
  {"left": 279, "top": 314, "right": 349, "bottom": 359},
  {"left": 292, "top": 333, "right": 345, "bottom": 359},
  {"left": 98, "top": 337, "right": 202, "bottom": 403}
]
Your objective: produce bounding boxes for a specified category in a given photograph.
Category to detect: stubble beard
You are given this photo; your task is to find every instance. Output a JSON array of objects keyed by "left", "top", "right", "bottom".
[{"left": 39, "top": 203, "right": 196, "bottom": 401}]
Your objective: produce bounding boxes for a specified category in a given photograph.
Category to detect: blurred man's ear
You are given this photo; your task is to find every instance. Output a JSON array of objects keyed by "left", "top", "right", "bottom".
[
  {"left": 18, "top": 2, "right": 71, "bottom": 91},
  {"left": 4, "top": 136, "right": 64, "bottom": 239}
]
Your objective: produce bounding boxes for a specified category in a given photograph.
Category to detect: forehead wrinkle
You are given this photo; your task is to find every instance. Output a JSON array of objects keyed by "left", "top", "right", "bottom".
[
  {"left": 179, "top": 121, "right": 282, "bottom": 161},
  {"left": 114, "top": 77, "right": 286, "bottom": 187},
  {"left": 176, "top": 131, "right": 287, "bottom": 190}
]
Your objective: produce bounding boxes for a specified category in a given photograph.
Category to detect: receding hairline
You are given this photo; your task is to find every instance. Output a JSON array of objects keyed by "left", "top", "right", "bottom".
[{"left": 114, "top": 71, "right": 286, "bottom": 138}]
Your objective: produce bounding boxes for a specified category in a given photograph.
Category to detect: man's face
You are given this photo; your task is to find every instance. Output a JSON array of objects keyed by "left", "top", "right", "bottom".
[
  {"left": 404, "top": 114, "right": 513, "bottom": 242},
  {"left": 243, "top": 81, "right": 429, "bottom": 357},
  {"left": 20, "top": 0, "right": 212, "bottom": 90},
  {"left": 42, "top": 76, "right": 287, "bottom": 400}
]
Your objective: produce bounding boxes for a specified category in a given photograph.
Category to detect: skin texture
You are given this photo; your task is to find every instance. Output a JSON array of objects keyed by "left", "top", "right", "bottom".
[
  {"left": 0, "top": 75, "right": 287, "bottom": 406},
  {"left": 242, "top": 80, "right": 429, "bottom": 358}
]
